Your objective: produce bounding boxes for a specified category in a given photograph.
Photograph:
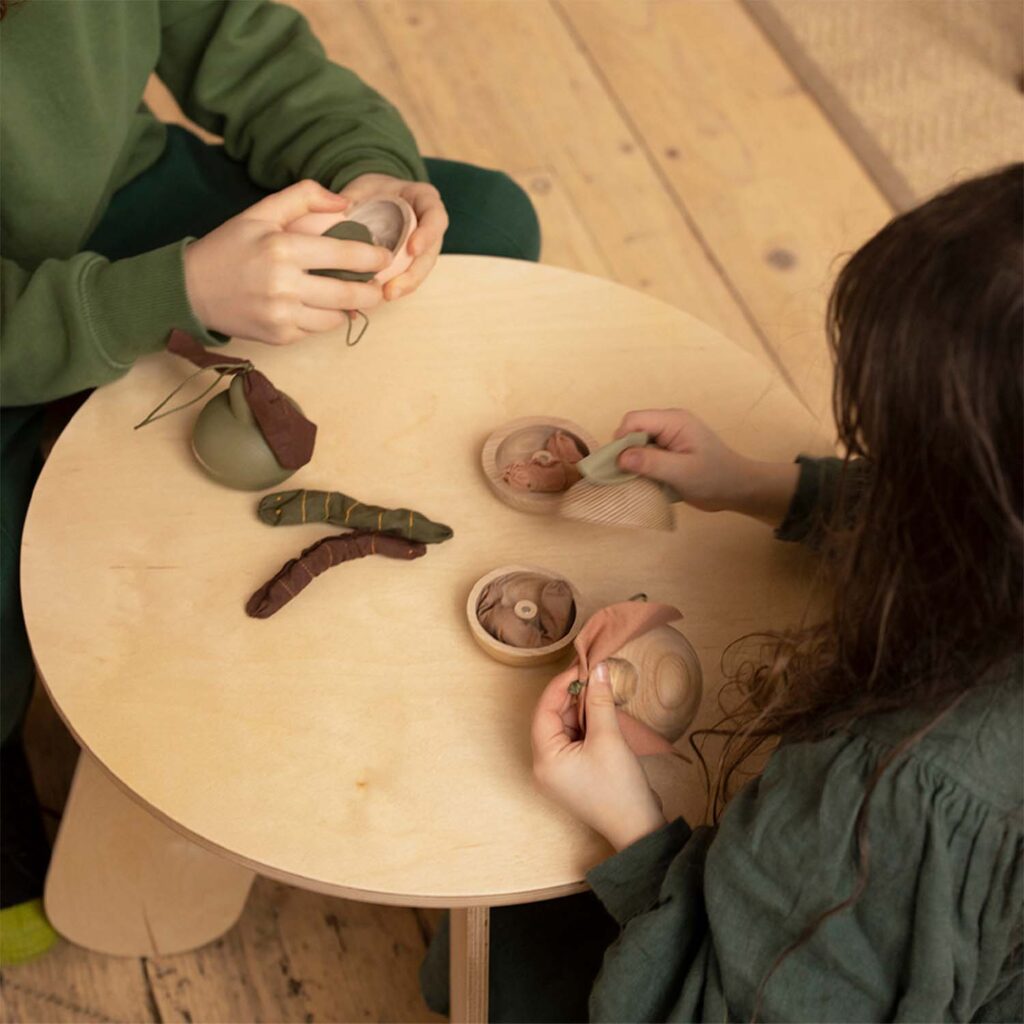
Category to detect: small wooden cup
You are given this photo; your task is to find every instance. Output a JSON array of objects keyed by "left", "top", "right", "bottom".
[
  {"left": 481, "top": 416, "right": 598, "bottom": 516},
  {"left": 466, "top": 564, "right": 585, "bottom": 667}
]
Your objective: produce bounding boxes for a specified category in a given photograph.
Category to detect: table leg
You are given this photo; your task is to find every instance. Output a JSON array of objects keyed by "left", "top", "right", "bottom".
[
  {"left": 44, "top": 751, "right": 255, "bottom": 956},
  {"left": 449, "top": 905, "right": 490, "bottom": 1023}
]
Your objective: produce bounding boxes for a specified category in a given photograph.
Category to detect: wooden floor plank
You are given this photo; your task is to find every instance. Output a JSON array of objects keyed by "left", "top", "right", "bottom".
[
  {"left": 0, "top": 946, "right": 158, "bottom": 1024},
  {"left": 348, "top": 0, "right": 767, "bottom": 360},
  {"left": 559, "top": 0, "right": 894, "bottom": 418},
  {"left": 273, "top": 884, "right": 444, "bottom": 1023}
]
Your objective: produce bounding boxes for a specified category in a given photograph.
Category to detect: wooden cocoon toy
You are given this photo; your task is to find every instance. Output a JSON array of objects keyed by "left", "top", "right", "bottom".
[
  {"left": 605, "top": 625, "right": 702, "bottom": 741},
  {"left": 287, "top": 197, "right": 416, "bottom": 284},
  {"left": 559, "top": 476, "right": 675, "bottom": 531},
  {"left": 481, "top": 416, "right": 598, "bottom": 516},
  {"left": 191, "top": 376, "right": 299, "bottom": 491},
  {"left": 466, "top": 564, "right": 585, "bottom": 667}
]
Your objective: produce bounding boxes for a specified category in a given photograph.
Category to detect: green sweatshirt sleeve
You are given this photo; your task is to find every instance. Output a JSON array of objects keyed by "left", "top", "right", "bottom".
[
  {"left": 0, "top": 243, "right": 214, "bottom": 406},
  {"left": 155, "top": 0, "right": 427, "bottom": 193}
]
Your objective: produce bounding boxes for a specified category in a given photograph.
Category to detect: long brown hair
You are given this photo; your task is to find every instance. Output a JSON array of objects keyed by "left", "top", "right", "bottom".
[{"left": 699, "top": 163, "right": 1023, "bottom": 1011}]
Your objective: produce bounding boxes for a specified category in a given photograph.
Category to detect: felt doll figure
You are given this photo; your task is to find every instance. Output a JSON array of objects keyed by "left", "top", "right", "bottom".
[
  {"left": 422, "top": 165, "right": 1023, "bottom": 1022},
  {"left": 0, "top": 0, "right": 540, "bottom": 965}
]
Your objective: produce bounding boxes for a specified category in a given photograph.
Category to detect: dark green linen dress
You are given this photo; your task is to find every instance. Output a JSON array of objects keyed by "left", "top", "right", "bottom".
[{"left": 422, "top": 457, "right": 1023, "bottom": 1022}]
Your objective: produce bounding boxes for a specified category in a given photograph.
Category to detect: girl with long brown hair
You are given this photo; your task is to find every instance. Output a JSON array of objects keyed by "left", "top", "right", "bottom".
[{"left": 423, "top": 163, "right": 1023, "bottom": 1021}]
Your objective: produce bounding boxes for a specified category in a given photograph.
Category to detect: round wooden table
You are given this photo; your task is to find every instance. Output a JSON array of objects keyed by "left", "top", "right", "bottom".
[{"left": 22, "top": 256, "right": 827, "bottom": 1021}]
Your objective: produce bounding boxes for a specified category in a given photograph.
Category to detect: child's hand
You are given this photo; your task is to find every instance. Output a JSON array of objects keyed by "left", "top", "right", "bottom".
[
  {"left": 531, "top": 662, "right": 666, "bottom": 851},
  {"left": 184, "top": 180, "right": 389, "bottom": 345},
  {"left": 614, "top": 409, "right": 800, "bottom": 526},
  {"left": 613, "top": 409, "right": 751, "bottom": 511},
  {"left": 339, "top": 173, "right": 448, "bottom": 302}
]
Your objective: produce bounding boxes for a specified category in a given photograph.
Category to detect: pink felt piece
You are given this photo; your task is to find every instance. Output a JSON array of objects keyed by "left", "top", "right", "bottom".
[{"left": 501, "top": 430, "right": 586, "bottom": 493}]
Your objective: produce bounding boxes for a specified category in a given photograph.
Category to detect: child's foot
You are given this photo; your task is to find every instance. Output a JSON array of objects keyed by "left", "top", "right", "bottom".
[{"left": 0, "top": 898, "right": 60, "bottom": 966}]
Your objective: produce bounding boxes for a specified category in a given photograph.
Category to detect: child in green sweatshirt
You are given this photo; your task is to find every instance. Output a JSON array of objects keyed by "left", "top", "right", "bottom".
[
  {"left": 423, "top": 165, "right": 1023, "bottom": 1021},
  {"left": 0, "top": 0, "right": 539, "bottom": 962}
]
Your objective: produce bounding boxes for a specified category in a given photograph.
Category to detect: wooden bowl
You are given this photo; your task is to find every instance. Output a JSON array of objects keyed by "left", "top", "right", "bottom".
[
  {"left": 481, "top": 417, "right": 598, "bottom": 516},
  {"left": 466, "top": 564, "right": 585, "bottom": 667}
]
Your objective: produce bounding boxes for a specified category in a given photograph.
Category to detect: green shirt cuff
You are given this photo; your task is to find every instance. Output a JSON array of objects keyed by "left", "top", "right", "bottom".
[
  {"left": 774, "top": 455, "right": 828, "bottom": 543},
  {"left": 81, "top": 238, "right": 222, "bottom": 368},
  {"left": 775, "top": 455, "right": 869, "bottom": 547},
  {"left": 586, "top": 817, "right": 691, "bottom": 926}
]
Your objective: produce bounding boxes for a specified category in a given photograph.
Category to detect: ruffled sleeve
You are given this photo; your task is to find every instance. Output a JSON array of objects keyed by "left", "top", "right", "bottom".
[{"left": 586, "top": 678, "right": 1023, "bottom": 1022}]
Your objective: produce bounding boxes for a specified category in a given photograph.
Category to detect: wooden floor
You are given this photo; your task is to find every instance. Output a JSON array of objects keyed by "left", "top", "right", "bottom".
[{"left": 1, "top": 1, "right": 892, "bottom": 1021}]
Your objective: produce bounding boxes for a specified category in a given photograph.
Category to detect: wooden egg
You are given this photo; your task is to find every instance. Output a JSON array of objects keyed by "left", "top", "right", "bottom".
[
  {"left": 466, "top": 564, "right": 585, "bottom": 667},
  {"left": 605, "top": 625, "right": 702, "bottom": 741},
  {"left": 287, "top": 197, "right": 416, "bottom": 284},
  {"left": 481, "top": 417, "right": 598, "bottom": 516},
  {"left": 191, "top": 376, "right": 299, "bottom": 491},
  {"left": 560, "top": 476, "right": 675, "bottom": 531}
]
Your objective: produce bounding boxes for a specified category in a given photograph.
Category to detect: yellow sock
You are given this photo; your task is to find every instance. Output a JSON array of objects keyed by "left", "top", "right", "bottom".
[{"left": 0, "top": 899, "right": 60, "bottom": 966}]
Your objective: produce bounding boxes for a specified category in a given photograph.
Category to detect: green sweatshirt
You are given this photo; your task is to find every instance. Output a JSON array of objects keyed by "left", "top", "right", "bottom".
[
  {"left": 585, "top": 458, "right": 1023, "bottom": 1022},
  {"left": 0, "top": 0, "right": 426, "bottom": 407}
]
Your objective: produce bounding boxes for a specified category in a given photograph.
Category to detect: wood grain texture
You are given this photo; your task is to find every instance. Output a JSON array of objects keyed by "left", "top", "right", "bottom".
[
  {"left": 558, "top": 0, "right": 893, "bottom": 419},
  {"left": 449, "top": 907, "right": 490, "bottom": 1024},
  {"left": 351, "top": 0, "right": 768, "bottom": 361},
  {"left": 22, "top": 257, "right": 828, "bottom": 911}
]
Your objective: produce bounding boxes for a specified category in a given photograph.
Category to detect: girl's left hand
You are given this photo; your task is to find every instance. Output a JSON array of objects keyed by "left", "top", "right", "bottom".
[
  {"left": 339, "top": 173, "right": 448, "bottom": 301},
  {"left": 531, "top": 662, "right": 667, "bottom": 851}
]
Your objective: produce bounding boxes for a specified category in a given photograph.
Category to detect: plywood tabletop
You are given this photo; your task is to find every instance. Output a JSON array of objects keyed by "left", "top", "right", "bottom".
[{"left": 21, "top": 256, "right": 830, "bottom": 907}]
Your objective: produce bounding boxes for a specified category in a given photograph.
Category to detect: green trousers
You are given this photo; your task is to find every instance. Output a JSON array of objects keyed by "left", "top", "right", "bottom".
[{"left": 0, "top": 127, "right": 540, "bottom": 904}]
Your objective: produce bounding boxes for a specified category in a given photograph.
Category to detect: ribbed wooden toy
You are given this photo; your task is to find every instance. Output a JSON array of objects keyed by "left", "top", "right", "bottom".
[{"left": 559, "top": 476, "right": 676, "bottom": 531}]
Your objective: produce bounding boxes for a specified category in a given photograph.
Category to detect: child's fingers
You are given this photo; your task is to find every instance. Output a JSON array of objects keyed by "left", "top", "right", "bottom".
[
  {"left": 618, "top": 444, "right": 687, "bottom": 484},
  {"left": 407, "top": 207, "right": 448, "bottom": 257},
  {"left": 245, "top": 180, "right": 348, "bottom": 228},
  {"left": 383, "top": 251, "right": 438, "bottom": 301},
  {"left": 582, "top": 664, "right": 623, "bottom": 742},
  {"left": 296, "top": 275, "right": 383, "bottom": 312},
  {"left": 288, "top": 234, "right": 391, "bottom": 273},
  {"left": 531, "top": 666, "right": 582, "bottom": 755},
  {"left": 295, "top": 306, "right": 351, "bottom": 335},
  {"left": 613, "top": 409, "right": 688, "bottom": 449}
]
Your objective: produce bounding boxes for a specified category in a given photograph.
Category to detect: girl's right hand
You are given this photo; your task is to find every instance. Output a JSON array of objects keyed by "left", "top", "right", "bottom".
[
  {"left": 183, "top": 179, "right": 391, "bottom": 345},
  {"left": 613, "top": 409, "right": 800, "bottom": 526},
  {"left": 613, "top": 409, "right": 752, "bottom": 511}
]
